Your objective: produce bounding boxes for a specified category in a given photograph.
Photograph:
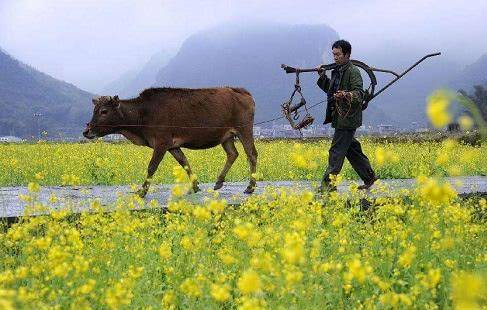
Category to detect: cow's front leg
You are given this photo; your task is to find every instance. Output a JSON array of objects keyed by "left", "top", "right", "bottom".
[
  {"left": 137, "top": 146, "right": 166, "bottom": 198},
  {"left": 169, "top": 148, "right": 200, "bottom": 193}
]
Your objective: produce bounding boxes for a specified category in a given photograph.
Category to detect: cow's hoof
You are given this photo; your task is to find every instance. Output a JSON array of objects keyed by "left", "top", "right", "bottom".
[
  {"left": 136, "top": 188, "right": 148, "bottom": 198},
  {"left": 214, "top": 181, "right": 224, "bottom": 190},
  {"left": 243, "top": 185, "right": 255, "bottom": 195},
  {"left": 192, "top": 185, "right": 201, "bottom": 193}
]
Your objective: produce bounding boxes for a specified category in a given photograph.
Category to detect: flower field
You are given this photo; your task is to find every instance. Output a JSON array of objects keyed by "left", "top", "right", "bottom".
[
  {"left": 0, "top": 172, "right": 486, "bottom": 308},
  {"left": 0, "top": 136, "right": 486, "bottom": 309},
  {"left": 0, "top": 137, "right": 486, "bottom": 187},
  {"left": 1, "top": 89, "right": 486, "bottom": 308}
]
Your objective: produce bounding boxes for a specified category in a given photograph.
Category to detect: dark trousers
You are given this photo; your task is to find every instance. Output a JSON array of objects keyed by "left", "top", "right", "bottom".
[{"left": 322, "top": 128, "right": 375, "bottom": 184}]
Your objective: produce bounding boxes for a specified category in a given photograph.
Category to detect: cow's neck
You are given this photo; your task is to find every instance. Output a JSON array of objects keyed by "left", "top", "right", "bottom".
[
  {"left": 117, "top": 101, "right": 150, "bottom": 146},
  {"left": 119, "top": 101, "right": 143, "bottom": 126}
]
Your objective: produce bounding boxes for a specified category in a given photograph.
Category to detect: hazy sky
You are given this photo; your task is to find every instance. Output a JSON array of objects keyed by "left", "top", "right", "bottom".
[{"left": 1, "top": 0, "right": 486, "bottom": 93}]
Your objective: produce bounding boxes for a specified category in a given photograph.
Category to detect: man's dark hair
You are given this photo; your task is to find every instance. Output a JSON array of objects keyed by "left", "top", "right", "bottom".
[{"left": 332, "top": 40, "right": 352, "bottom": 56}]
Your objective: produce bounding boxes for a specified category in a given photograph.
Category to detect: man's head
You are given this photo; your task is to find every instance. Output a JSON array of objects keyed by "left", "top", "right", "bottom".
[{"left": 332, "top": 40, "right": 352, "bottom": 65}]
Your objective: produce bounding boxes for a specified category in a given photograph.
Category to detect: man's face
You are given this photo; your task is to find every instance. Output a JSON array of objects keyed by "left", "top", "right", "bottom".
[{"left": 332, "top": 47, "right": 350, "bottom": 65}]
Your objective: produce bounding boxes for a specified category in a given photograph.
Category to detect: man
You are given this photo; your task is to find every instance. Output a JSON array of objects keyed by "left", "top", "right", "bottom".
[{"left": 316, "top": 40, "right": 377, "bottom": 192}]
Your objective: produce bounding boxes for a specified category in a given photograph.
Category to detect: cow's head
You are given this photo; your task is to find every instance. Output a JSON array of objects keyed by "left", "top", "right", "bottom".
[{"left": 83, "top": 95, "right": 123, "bottom": 139}]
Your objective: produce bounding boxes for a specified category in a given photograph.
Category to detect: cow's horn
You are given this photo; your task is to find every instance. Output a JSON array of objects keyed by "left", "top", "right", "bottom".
[{"left": 92, "top": 95, "right": 101, "bottom": 105}]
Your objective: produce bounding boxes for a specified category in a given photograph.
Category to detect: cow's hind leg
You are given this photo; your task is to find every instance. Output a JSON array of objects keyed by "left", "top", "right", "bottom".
[
  {"left": 214, "top": 137, "right": 239, "bottom": 190},
  {"left": 138, "top": 146, "right": 166, "bottom": 198},
  {"left": 236, "top": 128, "right": 258, "bottom": 194},
  {"left": 169, "top": 148, "right": 200, "bottom": 193}
]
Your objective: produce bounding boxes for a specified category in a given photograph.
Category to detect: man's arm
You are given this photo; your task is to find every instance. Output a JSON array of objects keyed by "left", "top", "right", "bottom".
[
  {"left": 349, "top": 67, "right": 364, "bottom": 108},
  {"left": 316, "top": 69, "right": 330, "bottom": 93}
]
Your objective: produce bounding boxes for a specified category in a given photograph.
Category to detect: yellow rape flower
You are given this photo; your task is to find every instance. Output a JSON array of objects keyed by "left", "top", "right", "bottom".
[
  {"left": 239, "top": 297, "right": 267, "bottom": 310},
  {"left": 281, "top": 233, "right": 305, "bottom": 265},
  {"left": 427, "top": 89, "right": 453, "bottom": 128},
  {"left": 345, "top": 259, "right": 372, "bottom": 284},
  {"left": 398, "top": 246, "right": 416, "bottom": 268},
  {"left": 27, "top": 182, "right": 40, "bottom": 193},
  {"left": 423, "top": 268, "right": 441, "bottom": 289},
  {"left": 158, "top": 242, "right": 172, "bottom": 260},
  {"left": 208, "top": 199, "right": 226, "bottom": 214},
  {"left": 162, "top": 290, "right": 175, "bottom": 309},
  {"left": 193, "top": 206, "right": 211, "bottom": 221},
  {"left": 451, "top": 272, "right": 486, "bottom": 309},
  {"left": 171, "top": 184, "right": 185, "bottom": 197},
  {"left": 218, "top": 249, "right": 237, "bottom": 265},
  {"left": 458, "top": 115, "right": 474, "bottom": 130},
  {"left": 180, "top": 236, "right": 193, "bottom": 251},
  {"left": 172, "top": 165, "right": 189, "bottom": 183},
  {"left": 76, "top": 279, "right": 97, "bottom": 295},
  {"left": 179, "top": 278, "right": 202, "bottom": 297},
  {"left": 375, "top": 147, "right": 399, "bottom": 167},
  {"left": 285, "top": 270, "right": 303, "bottom": 287},
  {"left": 211, "top": 284, "right": 231, "bottom": 302},
  {"left": 238, "top": 270, "right": 261, "bottom": 295},
  {"left": 417, "top": 177, "right": 457, "bottom": 206}
]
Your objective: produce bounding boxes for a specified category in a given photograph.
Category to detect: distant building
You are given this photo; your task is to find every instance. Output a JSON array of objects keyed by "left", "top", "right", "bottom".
[
  {"left": 102, "top": 134, "right": 125, "bottom": 141},
  {"left": 314, "top": 126, "right": 331, "bottom": 137},
  {"left": 356, "top": 126, "right": 368, "bottom": 133},
  {"left": 0, "top": 136, "right": 22, "bottom": 143},
  {"left": 253, "top": 123, "right": 337, "bottom": 138},
  {"left": 253, "top": 126, "right": 262, "bottom": 138},
  {"left": 377, "top": 124, "right": 395, "bottom": 134}
]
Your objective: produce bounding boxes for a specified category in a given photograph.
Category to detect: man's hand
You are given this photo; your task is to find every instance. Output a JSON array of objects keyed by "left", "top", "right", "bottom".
[
  {"left": 333, "top": 90, "right": 353, "bottom": 101},
  {"left": 316, "top": 65, "right": 325, "bottom": 76}
]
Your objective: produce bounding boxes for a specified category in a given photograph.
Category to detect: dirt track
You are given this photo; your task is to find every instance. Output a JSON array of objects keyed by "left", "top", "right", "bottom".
[{"left": 1, "top": 176, "right": 486, "bottom": 219}]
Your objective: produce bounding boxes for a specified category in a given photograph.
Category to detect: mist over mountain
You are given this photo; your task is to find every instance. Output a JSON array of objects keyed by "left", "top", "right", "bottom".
[
  {"left": 2, "top": 20, "right": 483, "bottom": 138},
  {"left": 101, "top": 68, "right": 139, "bottom": 98},
  {"left": 150, "top": 22, "right": 462, "bottom": 128},
  {"left": 3, "top": 0, "right": 486, "bottom": 93},
  {"left": 103, "top": 49, "right": 175, "bottom": 98},
  {"left": 353, "top": 42, "right": 462, "bottom": 128},
  {"left": 56, "top": 20, "right": 477, "bottom": 131},
  {"left": 0, "top": 48, "right": 93, "bottom": 138},
  {"left": 152, "top": 22, "right": 391, "bottom": 127},
  {"left": 451, "top": 52, "right": 487, "bottom": 93}
]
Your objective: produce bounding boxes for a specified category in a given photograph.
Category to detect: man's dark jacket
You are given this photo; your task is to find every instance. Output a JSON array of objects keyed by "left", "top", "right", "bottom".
[{"left": 316, "top": 61, "right": 364, "bottom": 129}]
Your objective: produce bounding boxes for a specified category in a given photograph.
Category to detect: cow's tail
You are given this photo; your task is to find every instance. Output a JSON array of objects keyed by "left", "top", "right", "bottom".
[{"left": 230, "top": 87, "right": 255, "bottom": 122}]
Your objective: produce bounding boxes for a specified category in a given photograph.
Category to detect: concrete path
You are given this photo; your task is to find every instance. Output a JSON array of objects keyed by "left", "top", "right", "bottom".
[{"left": 1, "top": 176, "right": 486, "bottom": 219}]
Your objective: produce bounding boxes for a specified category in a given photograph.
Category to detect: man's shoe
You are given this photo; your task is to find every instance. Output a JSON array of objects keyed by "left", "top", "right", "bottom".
[{"left": 358, "top": 176, "right": 378, "bottom": 190}]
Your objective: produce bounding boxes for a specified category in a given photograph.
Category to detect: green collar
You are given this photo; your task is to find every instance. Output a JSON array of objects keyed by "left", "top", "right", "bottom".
[{"left": 339, "top": 60, "right": 351, "bottom": 72}]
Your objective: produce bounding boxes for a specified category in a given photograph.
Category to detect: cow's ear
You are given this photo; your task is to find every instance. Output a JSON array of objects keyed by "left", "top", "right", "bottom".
[
  {"left": 113, "top": 95, "right": 119, "bottom": 101},
  {"left": 92, "top": 96, "right": 101, "bottom": 105}
]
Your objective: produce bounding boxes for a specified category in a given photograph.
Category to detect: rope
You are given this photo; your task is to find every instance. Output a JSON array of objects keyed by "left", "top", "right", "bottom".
[
  {"left": 335, "top": 93, "right": 353, "bottom": 118},
  {"left": 256, "top": 99, "right": 326, "bottom": 126},
  {"left": 334, "top": 92, "right": 360, "bottom": 119},
  {"left": 90, "top": 100, "right": 327, "bottom": 130}
]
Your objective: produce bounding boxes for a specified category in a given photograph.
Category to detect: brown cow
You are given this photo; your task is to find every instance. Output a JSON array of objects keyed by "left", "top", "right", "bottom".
[{"left": 83, "top": 87, "right": 258, "bottom": 197}]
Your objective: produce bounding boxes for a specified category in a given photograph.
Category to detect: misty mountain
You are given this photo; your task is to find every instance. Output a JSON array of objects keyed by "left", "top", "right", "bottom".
[
  {"left": 103, "top": 49, "right": 174, "bottom": 98},
  {"left": 102, "top": 68, "right": 138, "bottom": 98},
  {"left": 451, "top": 52, "right": 487, "bottom": 92},
  {"left": 0, "top": 48, "right": 93, "bottom": 138},
  {"left": 154, "top": 22, "right": 390, "bottom": 127},
  {"left": 355, "top": 42, "right": 462, "bottom": 128}
]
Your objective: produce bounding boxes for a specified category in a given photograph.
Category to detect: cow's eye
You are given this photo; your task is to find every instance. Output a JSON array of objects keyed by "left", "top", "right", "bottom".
[{"left": 100, "top": 109, "right": 108, "bottom": 115}]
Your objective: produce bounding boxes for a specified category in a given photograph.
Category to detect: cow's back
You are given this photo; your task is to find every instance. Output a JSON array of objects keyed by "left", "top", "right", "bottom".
[{"left": 136, "top": 87, "right": 255, "bottom": 149}]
